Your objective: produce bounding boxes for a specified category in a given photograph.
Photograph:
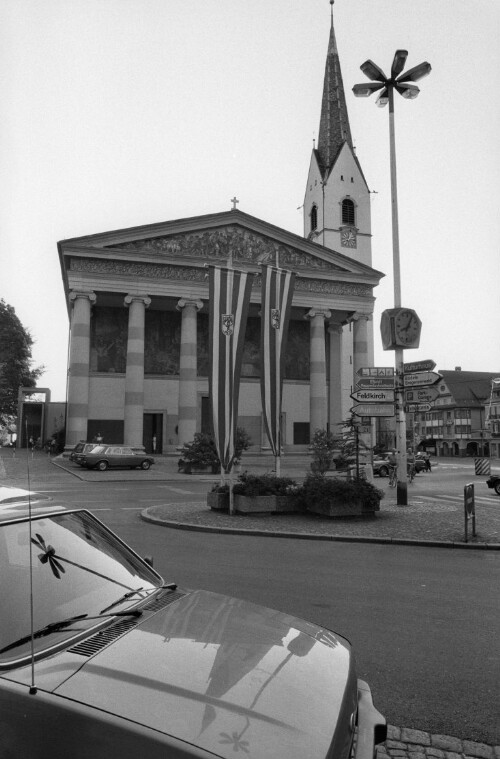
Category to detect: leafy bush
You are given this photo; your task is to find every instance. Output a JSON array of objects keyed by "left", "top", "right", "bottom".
[
  {"left": 309, "top": 428, "right": 338, "bottom": 474},
  {"left": 232, "top": 472, "right": 298, "bottom": 496},
  {"left": 297, "top": 473, "right": 384, "bottom": 513},
  {"left": 179, "top": 427, "right": 252, "bottom": 471}
]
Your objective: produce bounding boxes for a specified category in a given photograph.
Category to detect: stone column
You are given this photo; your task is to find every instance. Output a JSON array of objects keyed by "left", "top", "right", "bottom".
[
  {"left": 66, "top": 290, "right": 96, "bottom": 446},
  {"left": 177, "top": 298, "right": 203, "bottom": 445},
  {"left": 124, "top": 294, "right": 151, "bottom": 447},
  {"left": 306, "top": 309, "right": 331, "bottom": 434},
  {"left": 352, "top": 313, "right": 372, "bottom": 378},
  {"left": 328, "top": 323, "right": 344, "bottom": 432},
  {"left": 352, "top": 313, "right": 375, "bottom": 477}
]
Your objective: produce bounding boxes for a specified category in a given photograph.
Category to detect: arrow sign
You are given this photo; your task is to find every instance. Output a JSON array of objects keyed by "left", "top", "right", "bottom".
[
  {"left": 405, "top": 403, "right": 432, "bottom": 413},
  {"left": 351, "top": 389, "right": 395, "bottom": 403},
  {"left": 356, "top": 366, "right": 395, "bottom": 378},
  {"left": 403, "top": 359, "right": 436, "bottom": 373},
  {"left": 403, "top": 371, "right": 443, "bottom": 388},
  {"left": 356, "top": 377, "right": 395, "bottom": 389},
  {"left": 404, "top": 386, "right": 440, "bottom": 403},
  {"left": 351, "top": 403, "right": 395, "bottom": 417}
]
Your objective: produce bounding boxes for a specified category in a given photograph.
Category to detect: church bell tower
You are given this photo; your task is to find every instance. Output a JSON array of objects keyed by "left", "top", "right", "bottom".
[{"left": 304, "top": 2, "right": 372, "bottom": 267}]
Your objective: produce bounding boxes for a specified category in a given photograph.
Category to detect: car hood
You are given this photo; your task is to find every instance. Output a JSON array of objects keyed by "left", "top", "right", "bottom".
[{"left": 53, "top": 589, "right": 356, "bottom": 759}]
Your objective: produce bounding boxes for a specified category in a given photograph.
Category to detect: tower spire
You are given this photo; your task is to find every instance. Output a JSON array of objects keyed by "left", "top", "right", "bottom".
[{"left": 317, "top": 1, "right": 353, "bottom": 177}]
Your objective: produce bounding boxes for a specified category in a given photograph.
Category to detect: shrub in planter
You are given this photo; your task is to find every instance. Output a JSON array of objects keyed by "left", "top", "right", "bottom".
[
  {"left": 179, "top": 428, "right": 252, "bottom": 474},
  {"left": 298, "top": 473, "right": 383, "bottom": 517},
  {"left": 232, "top": 472, "right": 297, "bottom": 496},
  {"left": 308, "top": 428, "right": 337, "bottom": 474}
]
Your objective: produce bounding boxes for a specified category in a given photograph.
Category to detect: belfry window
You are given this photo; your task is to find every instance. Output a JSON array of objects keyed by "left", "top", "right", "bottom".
[
  {"left": 341, "top": 198, "right": 355, "bottom": 226},
  {"left": 310, "top": 204, "right": 318, "bottom": 232}
]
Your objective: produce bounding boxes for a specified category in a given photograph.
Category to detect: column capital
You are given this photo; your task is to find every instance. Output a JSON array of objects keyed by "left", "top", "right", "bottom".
[
  {"left": 124, "top": 294, "right": 151, "bottom": 308},
  {"left": 305, "top": 308, "right": 331, "bottom": 321},
  {"left": 176, "top": 298, "right": 203, "bottom": 312},
  {"left": 348, "top": 311, "right": 372, "bottom": 324},
  {"left": 328, "top": 322, "right": 344, "bottom": 335},
  {"left": 69, "top": 289, "right": 96, "bottom": 304}
]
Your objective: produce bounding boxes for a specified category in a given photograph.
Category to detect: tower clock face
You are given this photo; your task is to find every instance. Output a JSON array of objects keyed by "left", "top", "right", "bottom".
[
  {"left": 341, "top": 228, "right": 357, "bottom": 248},
  {"left": 394, "top": 309, "right": 421, "bottom": 345},
  {"left": 380, "top": 307, "right": 422, "bottom": 349}
]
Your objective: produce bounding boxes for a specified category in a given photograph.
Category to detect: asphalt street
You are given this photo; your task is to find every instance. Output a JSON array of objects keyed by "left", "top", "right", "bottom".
[{"left": 1, "top": 449, "right": 499, "bottom": 746}]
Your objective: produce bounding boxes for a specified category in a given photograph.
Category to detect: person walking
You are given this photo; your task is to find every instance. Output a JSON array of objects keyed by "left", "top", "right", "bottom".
[{"left": 424, "top": 452, "right": 432, "bottom": 472}]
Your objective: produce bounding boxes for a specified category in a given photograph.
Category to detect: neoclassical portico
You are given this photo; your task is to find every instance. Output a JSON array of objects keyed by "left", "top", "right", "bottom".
[{"left": 59, "top": 210, "right": 382, "bottom": 452}]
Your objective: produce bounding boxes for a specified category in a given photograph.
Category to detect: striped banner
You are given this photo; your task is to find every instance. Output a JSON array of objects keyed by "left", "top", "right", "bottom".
[
  {"left": 208, "top": 265, "right": 254, "bottom": 472},
  {"left": 260, "top": 265, "right": 296, "bottom": 456}
]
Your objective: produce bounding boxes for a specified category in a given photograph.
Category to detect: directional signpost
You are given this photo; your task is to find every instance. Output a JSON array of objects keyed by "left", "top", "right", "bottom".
[
  {"left": 404, "top": 386, "right": 440, "bottom": 404},
  {"left": 351, "top": 389, "right": 395, "bottom": 403},
  {"left": 403, "top": 359, "right": 436, "bottom": 374},
  {"left": 403, "top": 371, "right": 442, "bottom": 388},
  {"left": 351, "top": 403, "right": 395, "bottom": 417},
  {"left": 356, "top": 377, "right": 395, "bottom": 389},
  {"left": 357, "top": 367, "right": 395, "bottom": 378},
  {"left": 404, "top": 402, "right": 432, "bottom": 413}
]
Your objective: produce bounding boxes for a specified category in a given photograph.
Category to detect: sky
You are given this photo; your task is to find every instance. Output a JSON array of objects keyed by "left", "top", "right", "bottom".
[{"left": 1, "top": 0, "right": 499, "bottom": 401}]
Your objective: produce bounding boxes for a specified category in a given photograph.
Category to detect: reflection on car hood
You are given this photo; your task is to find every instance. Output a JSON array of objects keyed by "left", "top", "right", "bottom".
[{"left": 55, "top": 589, "right": 355, "bottom": 759}]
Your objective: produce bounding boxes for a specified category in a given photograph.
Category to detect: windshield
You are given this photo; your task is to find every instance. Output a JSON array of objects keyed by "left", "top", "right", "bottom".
[{"left": 0, "top": 511, "right": 161, "bottom": 664}]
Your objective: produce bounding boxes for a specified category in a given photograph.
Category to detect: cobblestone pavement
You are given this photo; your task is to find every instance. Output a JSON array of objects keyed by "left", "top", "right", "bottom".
[
  {"left": 379, "top": 726, "right": 500, "bottom": 759},
  {"left": 1, "top": 449, "right": 499, "bottom": 752}
]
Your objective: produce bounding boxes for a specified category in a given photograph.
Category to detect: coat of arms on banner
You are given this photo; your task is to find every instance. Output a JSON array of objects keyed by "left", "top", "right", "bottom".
[
  {"left": 271, "top": 309, "right": 281, "bottom": 329},
  {"left": 222, "top": 314, "right": 234, "bottom": 336}
]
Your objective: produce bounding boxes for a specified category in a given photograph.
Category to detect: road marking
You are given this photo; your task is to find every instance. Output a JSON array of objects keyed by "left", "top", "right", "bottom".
[{"left": 157, "top": 486, "right": 198, "bottom": 494}]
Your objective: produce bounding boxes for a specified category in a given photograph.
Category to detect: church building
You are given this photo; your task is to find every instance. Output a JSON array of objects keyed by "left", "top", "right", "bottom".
[{"left": 58, "top": 12, "right": 383, "bottom": 454}]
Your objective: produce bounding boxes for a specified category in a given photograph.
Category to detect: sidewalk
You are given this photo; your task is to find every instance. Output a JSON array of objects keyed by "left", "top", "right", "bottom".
[{"left": 1, "top": 449, "right": 499, "bottom": 549}]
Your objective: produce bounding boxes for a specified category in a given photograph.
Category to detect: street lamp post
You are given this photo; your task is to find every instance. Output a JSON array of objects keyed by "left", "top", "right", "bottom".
[{"left": 353, "top": 51, "right": 431, "bottom": 506}]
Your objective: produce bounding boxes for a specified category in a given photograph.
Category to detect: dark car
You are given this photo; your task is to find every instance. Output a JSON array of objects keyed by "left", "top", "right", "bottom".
[
  {"left": 79, "top": 445, "right": 154, "bottom": 471},
  {"left": 486, "top": 475, "right": 500, "bottom": 495},
  {"left": 373, "top": 455, "right": 425, "bottom": 477},
  {"left": 0, "top": 500, "right": 386, "bottom": 758},
  {"left": 69, "top": 442, "right": 98, "bottom": 464}
]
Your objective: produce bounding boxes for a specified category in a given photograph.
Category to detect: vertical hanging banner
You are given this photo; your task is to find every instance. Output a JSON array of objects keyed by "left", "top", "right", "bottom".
[
  {"left": 208, "top": 265, "right": 254, "bottom": 472},
  {"left": 260, "top": 265, "right": 296, "bottom": 456}
]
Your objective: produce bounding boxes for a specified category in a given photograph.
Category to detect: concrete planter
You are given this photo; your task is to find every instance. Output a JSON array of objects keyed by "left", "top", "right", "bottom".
[
  {"left": 307, "top": 498, "right": 380, "bottom": 518},
  {"left": 234, "top": 495, "right": 300, "bottom": 514},
  {"left": 207, "top": 492, "right": 229, "bottom": 511}
]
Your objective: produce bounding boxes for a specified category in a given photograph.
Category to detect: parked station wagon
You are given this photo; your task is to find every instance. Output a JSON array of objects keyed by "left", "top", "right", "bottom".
[
  {"left": 0, "top": 499, "right": 386, "bottom": 758},
  {"left": 79, "top": 445, "right": 155, "bottom": 471}
]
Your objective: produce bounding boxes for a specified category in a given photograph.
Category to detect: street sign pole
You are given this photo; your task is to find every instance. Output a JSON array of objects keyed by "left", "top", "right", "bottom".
[{"left": 395, "top": 347, "right": 408, "bottom": 506}]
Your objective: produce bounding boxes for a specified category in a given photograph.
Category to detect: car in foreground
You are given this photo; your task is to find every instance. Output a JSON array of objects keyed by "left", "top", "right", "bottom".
[
  {"left": 79, "top": 444, "right": 154, "bottom": 471},
  {"left": 486, "top": 474, "right": 500, "bottom": 495},
  {"left": 373, "top": 455, "right": 425, "bottom": 477},
  {"left": 0, "top": 501, "right": 386, "bottom": 758}
]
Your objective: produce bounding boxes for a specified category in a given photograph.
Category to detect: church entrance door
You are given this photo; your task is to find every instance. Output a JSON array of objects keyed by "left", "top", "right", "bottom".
[{"left": 143, "top": 413, "right": 163, "bottom": 454}]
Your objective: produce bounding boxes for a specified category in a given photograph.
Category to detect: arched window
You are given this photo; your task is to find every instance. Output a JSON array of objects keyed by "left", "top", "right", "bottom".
[
  {"left": 341, "top": 198, "right": 355, "bottom": 226},
  {"left": 310, "top": 204, "right": 318, "bottom": 232}
]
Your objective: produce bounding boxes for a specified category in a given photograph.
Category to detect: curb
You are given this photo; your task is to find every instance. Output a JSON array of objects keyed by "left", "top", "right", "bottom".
[{"left": 140, "top": 509, "right": 500, "bottom": 550}]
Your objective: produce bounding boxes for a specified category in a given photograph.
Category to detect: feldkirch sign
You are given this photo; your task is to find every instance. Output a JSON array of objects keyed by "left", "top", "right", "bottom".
[
  {"left": 404, "top": 386, "right": 440, "bottom": 404},
  {"left": 351, "top": 403, "right": 395, "bottom": 417},
  {"left": 351, "top": 389, "right": 395, "bottom": 403},
  {"left": 403, "top": 371, "right": 442, "bottom": 388}
]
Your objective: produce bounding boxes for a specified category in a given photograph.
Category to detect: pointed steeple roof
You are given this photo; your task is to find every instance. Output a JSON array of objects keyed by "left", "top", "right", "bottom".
[{"left": 316, "top": 9, "right": 353, "bottom": 178}]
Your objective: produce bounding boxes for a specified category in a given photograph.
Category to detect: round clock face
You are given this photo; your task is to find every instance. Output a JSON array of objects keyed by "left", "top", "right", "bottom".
[
  {"left": 394, "top": 309, "right": 420, "bottom": 344},
  {"left": 341, "top": 229, "right": 357, "bottom": 248}
]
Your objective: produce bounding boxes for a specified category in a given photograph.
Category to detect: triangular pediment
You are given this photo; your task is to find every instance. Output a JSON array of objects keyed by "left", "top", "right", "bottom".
[{"left": 60, "top": 210, "right": 382, "bottom": 281}]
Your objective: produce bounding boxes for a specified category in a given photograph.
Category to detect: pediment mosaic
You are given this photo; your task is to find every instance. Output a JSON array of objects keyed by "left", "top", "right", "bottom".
[{"left": 104, "top": 225, "right": 345, "bottom": 272}]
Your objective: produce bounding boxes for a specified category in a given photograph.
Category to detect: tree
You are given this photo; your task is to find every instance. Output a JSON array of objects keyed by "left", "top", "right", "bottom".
[{"left": 0, "top": 300, "right": 44, "bottom": 424}]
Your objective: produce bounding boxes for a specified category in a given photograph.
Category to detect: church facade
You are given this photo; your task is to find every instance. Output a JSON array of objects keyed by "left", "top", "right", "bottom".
[{"left": 59, "top": 14, "right": 383, "bottom": 454}]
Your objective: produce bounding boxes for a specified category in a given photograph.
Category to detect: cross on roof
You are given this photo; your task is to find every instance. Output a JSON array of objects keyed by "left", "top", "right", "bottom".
[{"left": 231, "top": 196, "right": 239, "bottom": 210}]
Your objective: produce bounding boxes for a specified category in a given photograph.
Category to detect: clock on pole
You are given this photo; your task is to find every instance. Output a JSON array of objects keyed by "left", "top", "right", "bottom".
[{"left": 380, "top": 307, "right": 422, "bottom": 350}]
